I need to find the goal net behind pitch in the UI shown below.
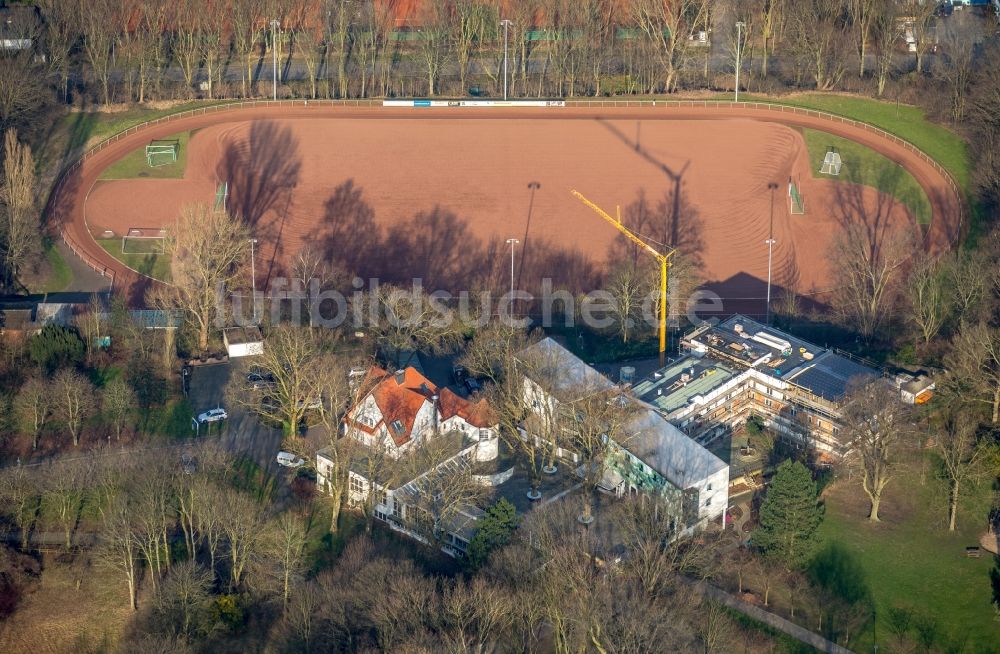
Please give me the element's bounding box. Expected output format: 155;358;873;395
819;149;843;176
146;140;179;167
122;228;167;254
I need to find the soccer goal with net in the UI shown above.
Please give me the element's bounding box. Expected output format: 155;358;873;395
145;140;179;167
788;178;805;215
819;147;843;176
122;228;168;254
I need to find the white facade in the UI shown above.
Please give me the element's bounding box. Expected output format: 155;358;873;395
518;338;730;526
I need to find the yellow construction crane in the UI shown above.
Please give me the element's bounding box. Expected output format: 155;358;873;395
571;190;676;365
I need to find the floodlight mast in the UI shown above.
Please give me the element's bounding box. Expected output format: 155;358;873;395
271;19;280;101
571;190;676;366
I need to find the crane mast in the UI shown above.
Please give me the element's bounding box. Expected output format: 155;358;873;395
570;190;676;365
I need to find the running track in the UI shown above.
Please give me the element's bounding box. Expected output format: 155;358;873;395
46;102;964;306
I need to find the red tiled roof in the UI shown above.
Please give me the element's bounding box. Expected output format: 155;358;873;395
438;387;496;428
352;366;438;446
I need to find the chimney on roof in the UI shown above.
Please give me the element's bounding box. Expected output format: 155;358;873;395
394;369;405;385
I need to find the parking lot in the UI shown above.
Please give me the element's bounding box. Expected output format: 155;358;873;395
187;361;286;475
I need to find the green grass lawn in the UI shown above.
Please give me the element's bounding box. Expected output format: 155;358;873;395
27;241;73;293
815;465;997;652
801;127;932;225
96;237;172;282
98;130;191;180
141;398;195;438
736;93;970;193
64;100;236;151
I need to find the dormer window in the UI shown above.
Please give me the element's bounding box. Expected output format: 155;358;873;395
391;420;405;434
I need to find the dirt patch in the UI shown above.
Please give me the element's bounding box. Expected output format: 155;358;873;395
0;552;131;654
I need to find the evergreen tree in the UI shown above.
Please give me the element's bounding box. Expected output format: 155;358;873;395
464;498;519;571
752;459;824;569
28;323;84;374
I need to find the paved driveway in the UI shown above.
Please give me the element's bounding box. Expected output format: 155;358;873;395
188;361;283;475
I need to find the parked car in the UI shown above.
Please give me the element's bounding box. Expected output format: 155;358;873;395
464;377;481;395
452;364;468;384
197;408;228;423
276;451;305;468
247;369;276;390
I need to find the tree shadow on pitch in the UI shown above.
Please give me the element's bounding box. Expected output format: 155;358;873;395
605;186;706;272
216;120;302;227
306;179;603;297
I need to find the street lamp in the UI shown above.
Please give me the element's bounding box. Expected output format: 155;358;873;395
505;238;519;300
250;238;258;323
501;19;513;101
271;19;280;101
765;182;778;323
735;21;745;103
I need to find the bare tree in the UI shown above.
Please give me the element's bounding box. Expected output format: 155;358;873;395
933;12;982;123
848;0;876;78
196;478;227;582
787;0;849;90
147;204;250;353
229;324;330;436
103;377;136;443
841;380;913;522
0;52;49;140
829;220;917;340
945;322;1000;424
754;0;785;79
289;2;325;100
98;495;142;611
461;323;553;498
81;0;116;105
631;0;709;93
221;489;267;590
171;0;202;97
265;512;308;609
869;1;899;96
366;283;466;369
14;375;49;450
198;4;227;100
567;385;638;524
52;368;96;447
415;0;451;96
42;459;90;548
231;0;265;98
934;408;989;532
37;0;79;103
905;255;952;346
1;129;39;289
906;0;938;74
133;468;175;590
613;494;712;596
153;560;213;641
439;576;514;652
452;0;488;95
604;261;654;344
0;466;41;549
944;250;990;323
329;0;356;98
509;0;542;97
